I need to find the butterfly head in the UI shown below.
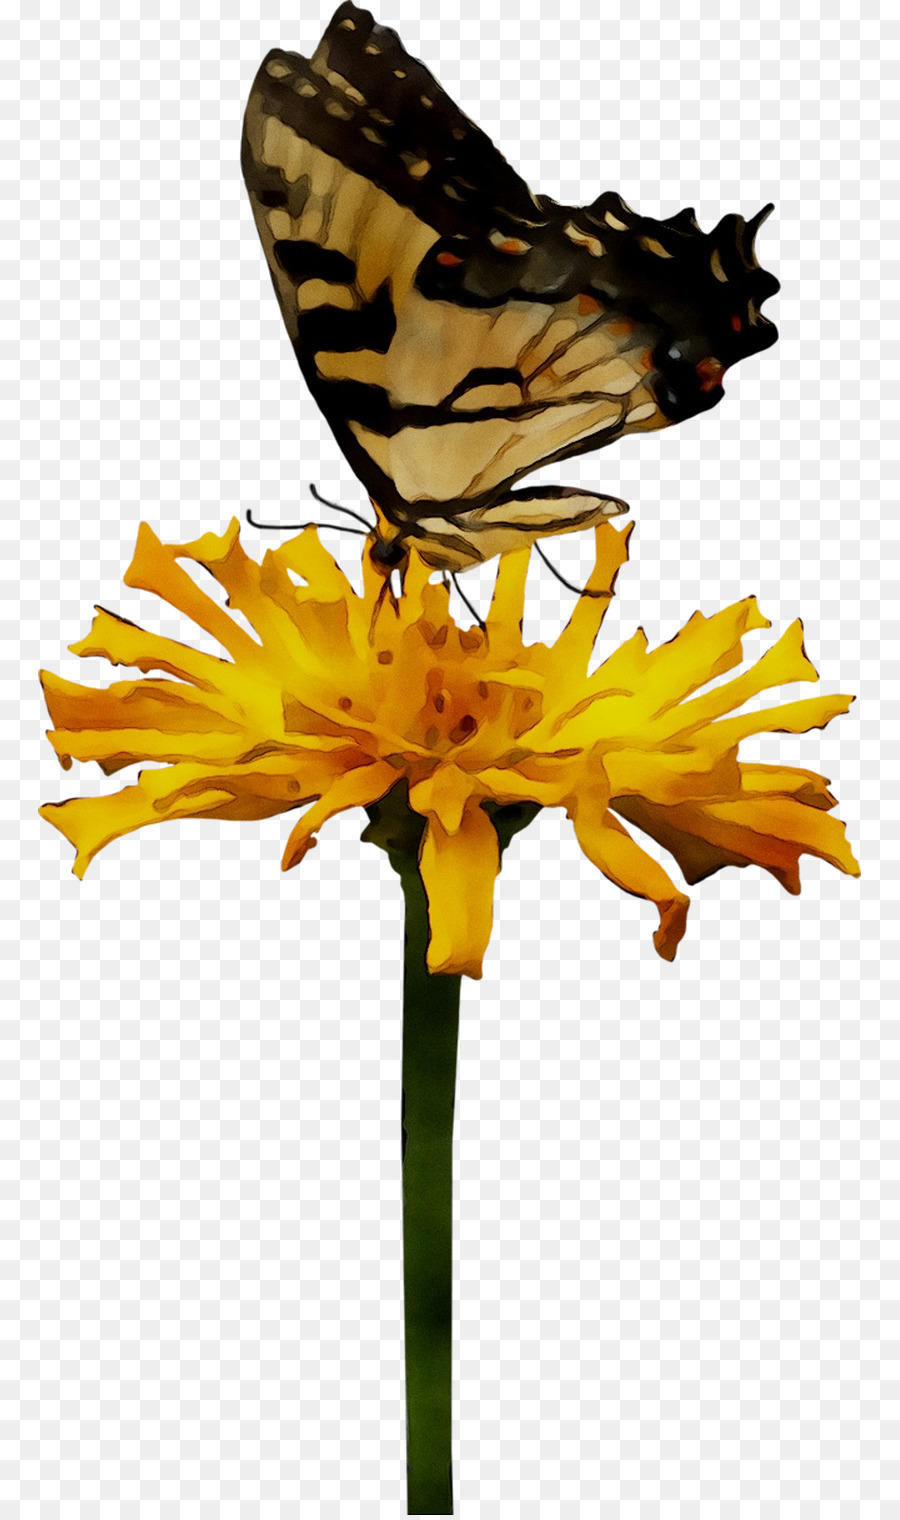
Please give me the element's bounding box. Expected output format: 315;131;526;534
368;503;410;578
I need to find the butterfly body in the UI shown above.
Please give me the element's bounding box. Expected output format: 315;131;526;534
242;3;779;571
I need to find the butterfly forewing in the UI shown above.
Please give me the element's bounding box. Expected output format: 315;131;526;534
242;2;779;569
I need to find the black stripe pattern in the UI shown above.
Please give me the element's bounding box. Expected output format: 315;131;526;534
242;3;779;570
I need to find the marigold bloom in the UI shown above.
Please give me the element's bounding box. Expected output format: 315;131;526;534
40;518;859;976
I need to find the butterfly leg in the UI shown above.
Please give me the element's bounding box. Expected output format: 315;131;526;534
533;541;612;600
446;574;486;632
368;576;400;643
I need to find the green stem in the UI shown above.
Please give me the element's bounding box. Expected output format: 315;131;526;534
361;782;541;1514
399;864;460;1516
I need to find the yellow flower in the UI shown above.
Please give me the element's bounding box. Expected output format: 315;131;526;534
40;518;859;977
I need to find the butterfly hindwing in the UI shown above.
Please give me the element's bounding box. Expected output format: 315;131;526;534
242;3;779;569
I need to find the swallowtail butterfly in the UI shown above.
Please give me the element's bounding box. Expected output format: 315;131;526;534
242;3;779;573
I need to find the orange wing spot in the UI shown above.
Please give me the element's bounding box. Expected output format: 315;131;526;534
578;293;602;315
437;251;464;267
695;356;726;392
608;320;634;337
496;238;529;255
731;313;743;332
639;347;654;371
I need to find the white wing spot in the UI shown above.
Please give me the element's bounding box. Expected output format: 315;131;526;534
325;99;353;121
294;79;317;98
711;248;728;282
338;16;355;27
365;43;380;55
564;221;605;257
266;60;292;79
604;210;628;231
640;236;673;258
489;230;532;254
627;403;656;422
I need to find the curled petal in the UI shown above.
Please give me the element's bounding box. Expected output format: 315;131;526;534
678;795;859;891
41;747;368;876
613;783;860;893
567;795;689;961
737;762;837;810
281;758;399;869
408;763;477;835
611;794;766;886
39;784;235;879
419;801;500;978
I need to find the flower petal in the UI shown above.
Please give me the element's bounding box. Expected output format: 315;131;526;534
613;784;860;894
709;692;855;747
408;763;477;835
584;599;770;731
39;785;235;879
567;795;689;960
40;744;372;877
70;607;230;689
418;800;500;978
41;671;243;738
397;547;436;628
267;526;356;604
737;762;837;810
610;794;762;886
663;618;817;734
641;598;771;712
549;520;632;674
475;765;573;807
123;521;261;663
281;758;399;869
485;548;530;657
602;743;740;805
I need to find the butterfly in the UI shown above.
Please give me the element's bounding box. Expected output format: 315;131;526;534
241;2;779;574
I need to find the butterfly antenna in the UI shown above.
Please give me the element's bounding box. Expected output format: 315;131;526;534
245;509;368;536
534;541;610;600
447;573;486;631
309;484;375;529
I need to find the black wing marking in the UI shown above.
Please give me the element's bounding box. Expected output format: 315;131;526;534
242;3;779;551
241;2;543;251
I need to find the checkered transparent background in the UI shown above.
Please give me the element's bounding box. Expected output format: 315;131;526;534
4;0;896;1513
